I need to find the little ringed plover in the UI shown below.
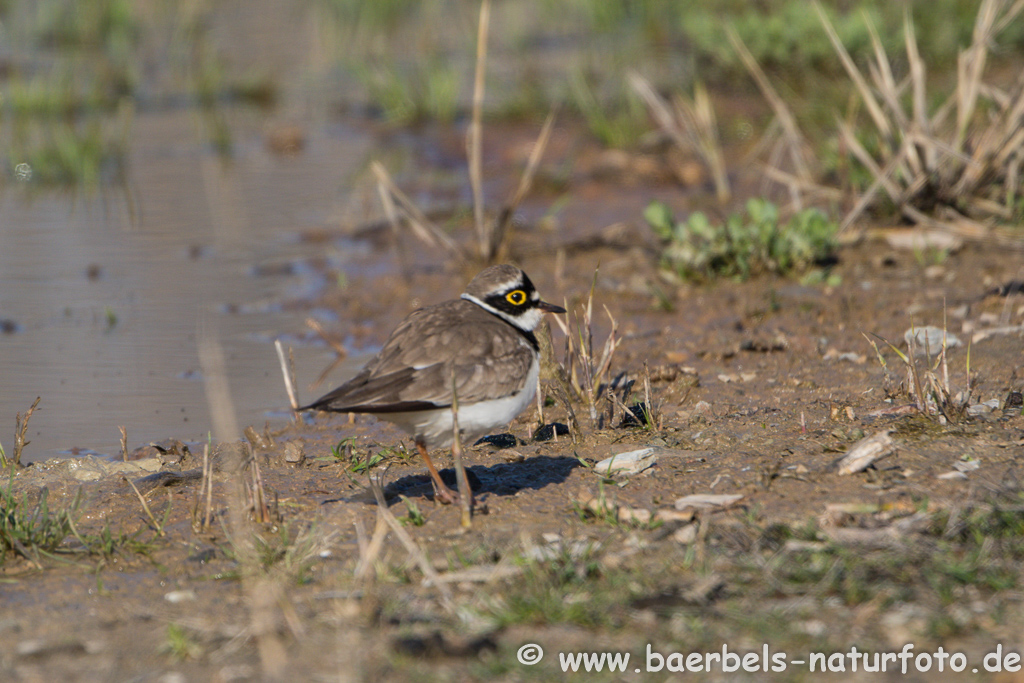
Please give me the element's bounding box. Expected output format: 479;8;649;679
301;264;565;504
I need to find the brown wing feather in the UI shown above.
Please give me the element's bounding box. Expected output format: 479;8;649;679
303;300;533;413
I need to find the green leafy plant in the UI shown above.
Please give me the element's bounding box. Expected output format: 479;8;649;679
328;437;355;461
352;451;383;475
644;198;837;281
328;437;382;473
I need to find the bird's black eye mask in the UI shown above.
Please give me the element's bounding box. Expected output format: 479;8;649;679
485;283;536;315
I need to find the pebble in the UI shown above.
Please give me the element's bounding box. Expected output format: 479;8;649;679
284;441;305;463
593;448;658;476
967;399;1000;416
672;524;698;544
164;590;197;604
836;431;895;475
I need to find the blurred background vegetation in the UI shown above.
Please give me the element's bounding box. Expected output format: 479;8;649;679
2;0;1022;188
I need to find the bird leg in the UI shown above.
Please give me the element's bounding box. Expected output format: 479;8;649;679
416;441;461;505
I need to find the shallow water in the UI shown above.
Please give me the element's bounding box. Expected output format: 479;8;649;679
0;109;373;462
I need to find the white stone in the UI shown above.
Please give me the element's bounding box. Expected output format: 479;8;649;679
594;448;658;476
673;493;743;510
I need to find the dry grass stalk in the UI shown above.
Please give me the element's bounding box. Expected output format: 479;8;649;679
367;1;552;264
760;165;844;203
728;0;1024;242
367;473;454;608
546;375;581;442
305;318;347;392
244;446;273;524
354;515;388;581
812;0;1024;239
371;161;460;256
118;426;128;462
449;372;472;527
123;476;168;537
550;270;621;427
198;321;240;445
274;339;299;412
201;443;214;532
7;396;41;468
468;0;490;257
200;320;293;679
864;322;974;423
642;361;661;430
726;25;813;208
629;72;730;203
488;109;557;259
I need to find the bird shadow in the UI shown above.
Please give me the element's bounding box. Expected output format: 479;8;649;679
339;454;582;506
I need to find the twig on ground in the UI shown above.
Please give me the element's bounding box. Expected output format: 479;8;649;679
123;476;167;537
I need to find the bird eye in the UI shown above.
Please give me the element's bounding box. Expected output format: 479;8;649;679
506;289;526;305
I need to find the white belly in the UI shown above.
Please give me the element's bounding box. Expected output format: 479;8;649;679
380;357;539;449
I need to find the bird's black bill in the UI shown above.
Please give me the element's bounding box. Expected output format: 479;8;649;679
538;300;566;314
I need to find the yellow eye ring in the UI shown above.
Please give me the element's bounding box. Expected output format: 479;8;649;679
506;289;527;305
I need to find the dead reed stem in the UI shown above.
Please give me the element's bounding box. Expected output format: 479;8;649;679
450;373;472;528
550;269;620;430
123;476;167;537
354;515;388;581
468;0;490;258
118;426;128;462
202;443;214;532
371;161;460;256
10;396;41;467
305;317;347;391
727;25;811;188
368;473;454;609
489;109;557;258
629;72;730;203
274;339;299;411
